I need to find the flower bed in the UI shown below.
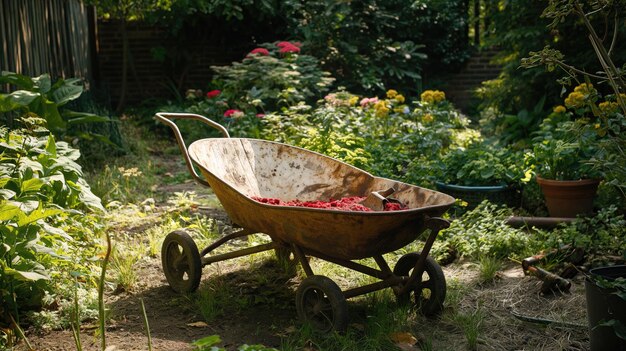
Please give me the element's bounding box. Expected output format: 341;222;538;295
251;196;405;211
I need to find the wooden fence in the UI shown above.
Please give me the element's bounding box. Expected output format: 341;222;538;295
0;0;94;82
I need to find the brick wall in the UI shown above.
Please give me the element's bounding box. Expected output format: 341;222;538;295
441;50;502;112
96;20;254;106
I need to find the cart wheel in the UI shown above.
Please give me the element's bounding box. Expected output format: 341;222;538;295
296;275;348;333
162;230;202;293
393;253;446;316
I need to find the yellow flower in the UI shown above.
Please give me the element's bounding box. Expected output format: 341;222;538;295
374;100;389;117
386;89;398;99
599;101;619;114
422;113;434;123
594;123;601;129
395;94;405;103
564;91;585;109
348;96;359;106
420;90;446;104
553;105;566;113
574;82;594;94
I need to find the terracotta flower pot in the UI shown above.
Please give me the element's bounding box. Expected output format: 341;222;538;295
536;176;600;218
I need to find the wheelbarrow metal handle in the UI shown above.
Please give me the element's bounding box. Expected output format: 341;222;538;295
154;112;230;188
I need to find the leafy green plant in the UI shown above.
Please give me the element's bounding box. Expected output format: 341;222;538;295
192;334;279;351
0;123;103;345
0;72;112;140
437;141;529;186
531;84;608;180
433;201;531;260
531;205;626;260
282;0;469;92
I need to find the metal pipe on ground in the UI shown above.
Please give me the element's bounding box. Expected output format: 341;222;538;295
505;216;576;229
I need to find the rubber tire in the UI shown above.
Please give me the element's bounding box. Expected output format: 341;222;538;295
162;230;202;293
393;252;446;316
296;275;348;333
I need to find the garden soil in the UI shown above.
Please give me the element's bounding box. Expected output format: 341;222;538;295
16;158;590;351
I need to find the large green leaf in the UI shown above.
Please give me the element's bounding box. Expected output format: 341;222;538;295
0;94;20;112
5;90;39;108
41;99;67;132
0;189;16;200
0;71;34;89
63;110;112;125
45;134;57;157
77;178;104;211
33;74;51;94
17;207;64;226
4;267;49;281
0;202;23;221
50;80;83;106
21;178;44;193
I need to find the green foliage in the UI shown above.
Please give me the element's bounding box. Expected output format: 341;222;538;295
531;86;612;180
0;124;103;344
210;42;334;112
532;206;626;259
437;141;529;186
281;0;429;92
0;72;112;141
192;334;279;351
259;88;471;187
478;0;626;145
434;201;531;260
179;41;334;140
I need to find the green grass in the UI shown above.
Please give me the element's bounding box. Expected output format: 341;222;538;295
478;256;502;284
453;307;486;351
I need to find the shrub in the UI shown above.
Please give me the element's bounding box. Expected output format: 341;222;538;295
180;41;335;139
0;72;115;144
433;201;531;260
0;122;103;345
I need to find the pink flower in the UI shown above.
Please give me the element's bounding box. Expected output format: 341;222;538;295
249;48;270;56
360;97;379;107
224;109;244;118
206;90;221;98
276;41;301;54
256;113;265;118
279;45;300;54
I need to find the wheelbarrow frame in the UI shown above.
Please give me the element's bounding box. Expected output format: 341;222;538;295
156;112;452;332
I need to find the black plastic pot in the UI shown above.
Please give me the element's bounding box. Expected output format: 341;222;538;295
435;182;520;209
585;265;626;351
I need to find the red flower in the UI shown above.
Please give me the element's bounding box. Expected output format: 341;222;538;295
224;109;240;117
249;48;270;56
206;90;221;98
276;41;301;54
279;44;300;54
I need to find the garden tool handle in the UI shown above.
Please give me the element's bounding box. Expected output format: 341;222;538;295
154;112;230;187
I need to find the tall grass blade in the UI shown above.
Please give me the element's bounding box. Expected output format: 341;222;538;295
141;298;153;351
71;277;82;351
99;232;112;350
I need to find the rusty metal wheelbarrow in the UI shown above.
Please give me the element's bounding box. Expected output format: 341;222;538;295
155;112;455;332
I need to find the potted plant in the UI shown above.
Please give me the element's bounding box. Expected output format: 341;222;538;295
585;265;626;351
435;141;528;208
532;93;604;218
